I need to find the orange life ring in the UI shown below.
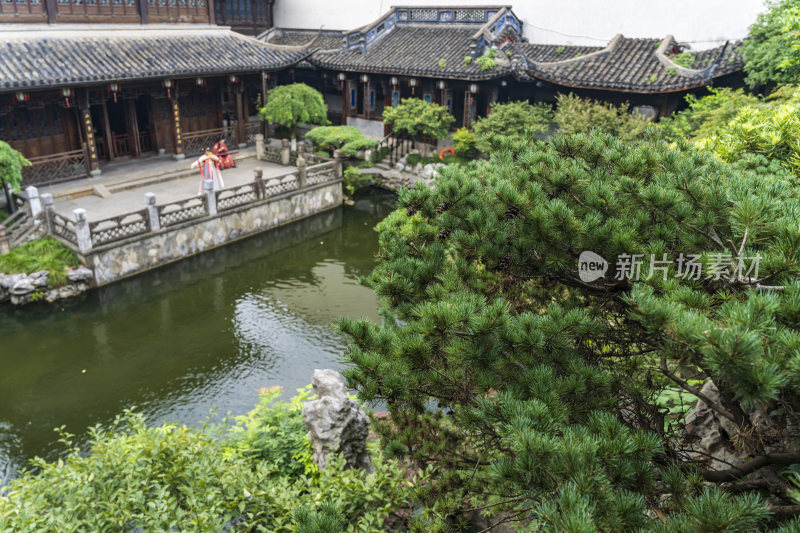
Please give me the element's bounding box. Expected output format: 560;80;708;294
439;147;456;160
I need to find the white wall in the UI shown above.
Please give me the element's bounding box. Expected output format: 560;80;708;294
274;0;766;50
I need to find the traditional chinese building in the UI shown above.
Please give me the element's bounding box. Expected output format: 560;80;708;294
261;5;743;134
0;0;289;186
0;3;744;188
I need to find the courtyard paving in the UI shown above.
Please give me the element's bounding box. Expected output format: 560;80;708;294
37;150;292;221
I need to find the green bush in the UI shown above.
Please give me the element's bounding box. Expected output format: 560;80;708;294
382;98;455;140
343;166;376;197
452;127;477;158
405;153;422;167
659;87;763;141
472;100;553;152
476;47;498;71
0;388;423;532
0;236;79;286
554;93;653;141
305;126;378;158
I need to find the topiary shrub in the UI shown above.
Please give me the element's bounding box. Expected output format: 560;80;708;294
304;126;378;158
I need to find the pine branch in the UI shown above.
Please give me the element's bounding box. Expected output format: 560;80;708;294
693;453;800;482
659;357;737;422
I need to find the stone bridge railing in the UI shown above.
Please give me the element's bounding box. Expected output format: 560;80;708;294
8;151;343;256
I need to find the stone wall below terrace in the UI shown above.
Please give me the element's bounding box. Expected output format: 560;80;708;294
85;181;342;286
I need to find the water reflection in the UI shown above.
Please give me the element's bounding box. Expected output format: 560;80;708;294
0;189;396;484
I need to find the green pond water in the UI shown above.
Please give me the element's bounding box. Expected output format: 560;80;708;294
0;190;397;484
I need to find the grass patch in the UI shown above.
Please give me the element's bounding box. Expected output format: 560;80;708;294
0;237;80;286
0;211;8;223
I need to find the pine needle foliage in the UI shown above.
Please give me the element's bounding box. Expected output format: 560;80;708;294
340;131;800;530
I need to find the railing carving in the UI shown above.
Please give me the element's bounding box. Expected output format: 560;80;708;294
216;183;258;212
157;196;207;227
89;209;150;246
51;212;79;245
21;149;87;187
305;161;337;186
263;175;299;197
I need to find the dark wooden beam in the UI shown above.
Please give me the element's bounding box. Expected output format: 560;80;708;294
77;90;100;173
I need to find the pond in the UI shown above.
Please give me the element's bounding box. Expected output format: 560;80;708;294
0;189;397;485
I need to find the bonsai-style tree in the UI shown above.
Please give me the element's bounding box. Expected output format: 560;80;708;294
472;100;553;152
382;98;455;141
341;131;800;530
0;141;30;214
304;126;378;158
259;83;329;145
742;0;800;88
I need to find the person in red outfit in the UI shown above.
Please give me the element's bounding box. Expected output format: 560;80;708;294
212;138;236;170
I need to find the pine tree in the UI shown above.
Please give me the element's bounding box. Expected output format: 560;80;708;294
340;131;800;530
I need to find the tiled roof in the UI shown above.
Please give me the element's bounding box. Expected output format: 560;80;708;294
310;25;512;80
0;26;310;91
259;28;345;52
520;36;743;93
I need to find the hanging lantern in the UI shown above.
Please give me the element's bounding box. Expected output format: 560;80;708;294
390;76;398;85
360;74;369;83
469;83;479;94
196;77;205;87
108;82;120;103
15;91;28;102
500;80;508;87
229;74;239;83
436;80;447;90
61;87;74;108
163;79;173;99
408;78;417;95
337;72;347;81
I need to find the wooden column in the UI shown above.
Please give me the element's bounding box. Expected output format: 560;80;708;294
125;97;141;157
235;84;246;146
101;100;114;160
77;90;100;174
137;0;148;23
171;93;184;158
462;90;471;128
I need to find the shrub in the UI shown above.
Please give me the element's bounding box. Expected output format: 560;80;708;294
472;100;553;152
382;98;455;140
476;47;498;71
0;388;422;532
343;166;376;197
0;236;79;286
405;153;421;167
0;141;30;213
305;126;378;158
554;92;653;141
452;127;477;158
659;87;763;141
671;52;695;68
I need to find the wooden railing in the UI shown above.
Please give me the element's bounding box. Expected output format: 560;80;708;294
182;127;236;157
21;148;88;187
112;133;131;157
138;131;153;153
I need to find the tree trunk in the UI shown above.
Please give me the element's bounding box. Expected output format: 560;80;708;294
2;181;15;215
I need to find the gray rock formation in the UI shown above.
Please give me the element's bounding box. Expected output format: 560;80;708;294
67;266;94;283
302;369;373;472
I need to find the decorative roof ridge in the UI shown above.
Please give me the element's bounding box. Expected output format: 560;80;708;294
654;34;728;78
528;33;623;68
258;27;335;52
470;6;509;41
0;23;234;39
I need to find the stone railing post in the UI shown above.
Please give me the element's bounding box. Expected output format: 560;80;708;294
255;133;265;161
73;208;92;254
280;138;290;166
333;149;343;179
26;186;42;218
254;168;264;199
42;193;54;234
296;155;307;189
204;179;217;216
0;227;10;255
145;192;160;231
297;142;305;159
